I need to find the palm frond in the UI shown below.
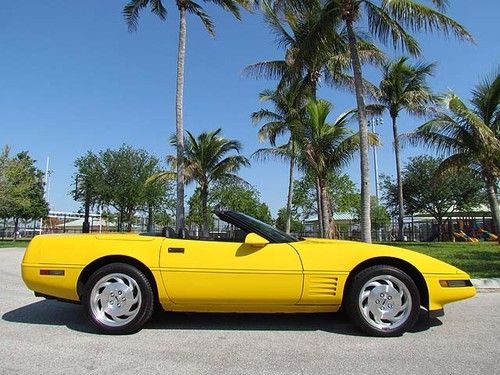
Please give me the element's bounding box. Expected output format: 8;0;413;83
384;0;474;43
123;0;150;32
186;1;215;36
365;1;421;56
243;60;289;80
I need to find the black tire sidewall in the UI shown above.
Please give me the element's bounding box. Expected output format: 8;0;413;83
346;265;421;337
83;263;154;335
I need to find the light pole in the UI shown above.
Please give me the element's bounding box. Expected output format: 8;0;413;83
368;117;383;201
75;174;91;234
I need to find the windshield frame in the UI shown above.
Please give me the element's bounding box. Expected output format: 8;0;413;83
216;210;299;243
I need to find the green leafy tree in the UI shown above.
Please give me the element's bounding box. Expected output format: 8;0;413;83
187;180;273;233
378;56;436;240
172;129;249;236
123;0;251;235
382;156;485;241
292;170;358;222
143;170;176;232
275;207;304;233
351;196;391;232
210;179;273;224
404;72;500;242
0;150;48;239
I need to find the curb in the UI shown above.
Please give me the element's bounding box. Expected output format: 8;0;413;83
471;278;500;291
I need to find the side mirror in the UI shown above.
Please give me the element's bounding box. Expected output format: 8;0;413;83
244;233;269;248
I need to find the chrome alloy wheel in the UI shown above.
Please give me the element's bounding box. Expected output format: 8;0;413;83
358;275;412;330
89;273;142;327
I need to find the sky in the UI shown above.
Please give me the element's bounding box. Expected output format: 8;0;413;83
1;1;499;216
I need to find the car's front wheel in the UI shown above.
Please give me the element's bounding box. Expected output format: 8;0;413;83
83;263;154;334
346;265;420;337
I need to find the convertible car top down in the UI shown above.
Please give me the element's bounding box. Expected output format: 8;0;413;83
22;210;476;336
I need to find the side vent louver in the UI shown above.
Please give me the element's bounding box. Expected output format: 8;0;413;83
308;276;338;297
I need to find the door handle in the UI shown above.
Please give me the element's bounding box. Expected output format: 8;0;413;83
168;247;185;253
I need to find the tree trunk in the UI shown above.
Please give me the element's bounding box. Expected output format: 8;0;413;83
13;217;19;240
319;178;331;239
147;204;153;232
316;176;324;237
437;217;443;242
285;156;295;235
175;6;187;235
346;20;371;243
485;176;500;244
392;115;405;241
201;185;209;238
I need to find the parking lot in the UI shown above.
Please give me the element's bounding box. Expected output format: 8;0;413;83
1;247;499;375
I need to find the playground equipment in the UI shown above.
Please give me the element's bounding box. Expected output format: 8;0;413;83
453;230;479;242
480;228;498;241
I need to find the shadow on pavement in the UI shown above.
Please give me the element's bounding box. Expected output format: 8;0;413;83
2;299;440;336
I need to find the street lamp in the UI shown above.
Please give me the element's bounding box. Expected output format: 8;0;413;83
75;174;91;234
368;117;383;202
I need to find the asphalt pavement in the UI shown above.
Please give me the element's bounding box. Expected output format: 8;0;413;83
1;247;499;375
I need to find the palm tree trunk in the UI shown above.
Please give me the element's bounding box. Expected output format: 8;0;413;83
285;156;295;235
316;176;324;237
147;204;153;232
346;20;371;243
319;178;331;239
175;6;187;235
392;115;405;241
201;185;210;238
485;176;500;244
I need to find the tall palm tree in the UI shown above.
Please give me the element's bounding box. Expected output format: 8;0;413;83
251;82;305;234
246;0;382;236
298;97;378;238
172;129;249;237
378;57;436;240
245;0;383;100
317;0;473;243
123;0;250;234
404;72;500;243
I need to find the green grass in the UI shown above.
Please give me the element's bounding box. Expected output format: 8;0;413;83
0;239;30;248
381;241;500;279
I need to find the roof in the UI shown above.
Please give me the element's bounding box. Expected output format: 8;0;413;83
304;212;357;222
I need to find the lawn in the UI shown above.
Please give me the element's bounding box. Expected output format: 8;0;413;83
383;241;500;279
0;239;30;248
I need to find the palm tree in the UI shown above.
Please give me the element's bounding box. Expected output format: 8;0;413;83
378;57;436;240
245;0;383;100
172;129;249;237
298;97;378;238
251;82;305;234
317;0;473;243
246;0;382;236
404;72;500;243
123;0;250;234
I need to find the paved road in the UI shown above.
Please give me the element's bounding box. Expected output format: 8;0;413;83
1;247;499;375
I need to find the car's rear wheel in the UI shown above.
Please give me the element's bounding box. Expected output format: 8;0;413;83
83;263;154;334
346;265;420;337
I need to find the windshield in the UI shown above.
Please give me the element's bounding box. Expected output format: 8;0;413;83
226;211;299;243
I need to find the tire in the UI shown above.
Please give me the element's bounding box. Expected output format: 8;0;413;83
345;265;420;337
83;263;155;334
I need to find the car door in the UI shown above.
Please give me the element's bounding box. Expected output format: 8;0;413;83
159;237;303;305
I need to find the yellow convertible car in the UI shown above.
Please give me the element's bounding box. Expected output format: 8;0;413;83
22;210;475;336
